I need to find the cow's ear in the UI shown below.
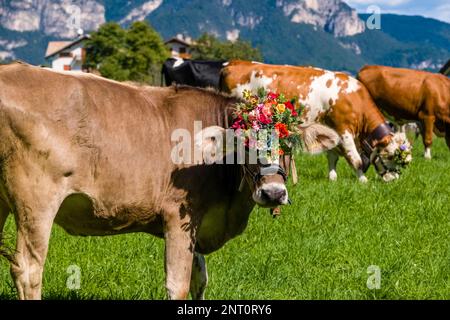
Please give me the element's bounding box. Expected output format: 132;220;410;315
195;126;226;164
300;124;340;154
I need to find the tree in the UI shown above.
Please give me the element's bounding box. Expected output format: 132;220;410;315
85;21;169;83
191;33;262;61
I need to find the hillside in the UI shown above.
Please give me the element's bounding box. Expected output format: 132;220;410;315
0;0;448;73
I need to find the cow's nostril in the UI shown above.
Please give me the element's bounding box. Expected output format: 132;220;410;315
261;188;286;201
261;189;271;201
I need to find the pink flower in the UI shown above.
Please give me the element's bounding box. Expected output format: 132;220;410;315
248;110;258;122
251;121;260;131
261;105;272;117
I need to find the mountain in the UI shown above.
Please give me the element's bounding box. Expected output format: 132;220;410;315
0;0;448;74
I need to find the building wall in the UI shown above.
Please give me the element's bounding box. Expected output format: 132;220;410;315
168;42;189;57
49;44;84;71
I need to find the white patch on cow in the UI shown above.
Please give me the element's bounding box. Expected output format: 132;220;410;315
382;172;399;182
299;71;341;124
173;57;185;68
329;169;337;181
345;76;361;94
358;172;368;183
424;147;432;159
223;62;229;67
252;61;263;64
231;71;273;98
297;70;361;125
341;130;362;169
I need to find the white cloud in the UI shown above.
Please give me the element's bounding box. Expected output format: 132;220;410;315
426;4;450;23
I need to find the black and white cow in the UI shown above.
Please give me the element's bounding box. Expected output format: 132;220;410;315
162;58;226;88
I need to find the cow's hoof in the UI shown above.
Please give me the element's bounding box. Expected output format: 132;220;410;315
424;148;432;160
329;171;338;181
359;176;368;183
382;172;399;182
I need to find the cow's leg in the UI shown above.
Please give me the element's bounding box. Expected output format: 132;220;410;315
5;167;64;299
164;213;196;300
10;188;63;300
190;252;208;300
340;132;367;183
422;116;435;159
327;151;339;181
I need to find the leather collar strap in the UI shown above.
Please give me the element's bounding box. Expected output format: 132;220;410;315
367;123;393;147
361;123;393;173
362;123;393;157
243;164;288;183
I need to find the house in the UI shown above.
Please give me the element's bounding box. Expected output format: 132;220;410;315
164;35;193;59
439;59;450;76
45;35;89;72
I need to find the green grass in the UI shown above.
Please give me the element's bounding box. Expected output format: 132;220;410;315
1;137;449;300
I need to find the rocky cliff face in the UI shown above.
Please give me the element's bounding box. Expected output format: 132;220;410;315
0;0;364;38
278;0;365;36
0;0;105;38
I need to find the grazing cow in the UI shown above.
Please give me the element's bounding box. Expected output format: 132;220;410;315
162;58;226;88
0;62;339;300
221;61;412;183
358;65;450;159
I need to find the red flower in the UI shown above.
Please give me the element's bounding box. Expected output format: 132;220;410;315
284;101;298;116
275;122;289;138
268;92;279;100
258;112;272;125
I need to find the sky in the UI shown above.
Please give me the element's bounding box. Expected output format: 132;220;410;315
343;0;450;23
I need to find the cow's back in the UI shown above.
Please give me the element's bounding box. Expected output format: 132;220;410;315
358;65;450;122
221;60;385;135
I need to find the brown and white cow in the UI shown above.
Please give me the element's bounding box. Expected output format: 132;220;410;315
0;62;339;300
358;65;450;159
221;61;412;182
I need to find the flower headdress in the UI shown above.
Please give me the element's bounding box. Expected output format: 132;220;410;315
394;144;412;168
231;88;304;162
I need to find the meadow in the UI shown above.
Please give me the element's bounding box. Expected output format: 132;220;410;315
0;137;449;300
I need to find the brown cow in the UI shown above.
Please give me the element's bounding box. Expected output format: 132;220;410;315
358;65;450;159
221;61;412;182
0;62;339;300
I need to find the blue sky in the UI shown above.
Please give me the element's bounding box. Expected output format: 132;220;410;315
343;0;450;23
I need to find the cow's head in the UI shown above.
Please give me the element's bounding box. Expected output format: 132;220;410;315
196;124;340;207
364;131;412;182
